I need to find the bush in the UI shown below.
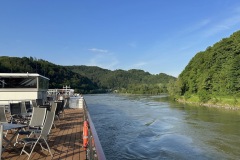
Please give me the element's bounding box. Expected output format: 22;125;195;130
184;92;191;99
198;90;211;103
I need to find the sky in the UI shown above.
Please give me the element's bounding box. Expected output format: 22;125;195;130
1;1;240;77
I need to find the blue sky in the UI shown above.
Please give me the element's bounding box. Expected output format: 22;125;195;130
1;1;240;77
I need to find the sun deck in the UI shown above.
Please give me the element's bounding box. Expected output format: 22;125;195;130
2;108;86;160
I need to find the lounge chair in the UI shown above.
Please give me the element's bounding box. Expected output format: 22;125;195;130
15;107;47;145
50;102;57;128
9;103;22;124
20;111;55;160
0;106;7;123
31;100;37;108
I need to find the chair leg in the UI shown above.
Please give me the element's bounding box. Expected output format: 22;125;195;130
14;133;20;146
56;115;60;121
21;139;40;160
53;122;57;129
20;143;27;155
62;110;65;118
43;138;53;157
27;141;39;160
38;140;53;157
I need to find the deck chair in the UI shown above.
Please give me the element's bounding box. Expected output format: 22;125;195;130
0;106;8;137
15;107;47;145
20;111;55;160
55;101;63;121
60;99;67;118
31;100;37;108
36;99;43;106
20;101;27;114
9;103;22;123
0;124;3;160
0;106;7;123
25;101;32;113
50;103;57;128
20;101;32;124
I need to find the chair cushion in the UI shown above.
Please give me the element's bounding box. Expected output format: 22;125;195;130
18;130;31;135
21;138;38;143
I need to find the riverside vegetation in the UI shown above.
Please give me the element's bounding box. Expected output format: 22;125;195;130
1;30;240;108
168;30;240;109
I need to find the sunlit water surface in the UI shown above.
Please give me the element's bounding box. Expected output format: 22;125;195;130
84;94;240;160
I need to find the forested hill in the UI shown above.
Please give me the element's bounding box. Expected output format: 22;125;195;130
0;56;97;93
0;56;176;94
175;30;240;101
66;65;176;94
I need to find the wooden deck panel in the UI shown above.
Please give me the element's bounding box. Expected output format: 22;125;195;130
2;108;86;160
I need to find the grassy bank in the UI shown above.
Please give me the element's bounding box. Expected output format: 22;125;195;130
177;95;240;110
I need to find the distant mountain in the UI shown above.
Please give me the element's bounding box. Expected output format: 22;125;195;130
177;30;240;98
0;56;176;94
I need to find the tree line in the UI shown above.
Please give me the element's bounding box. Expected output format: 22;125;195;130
66;65;176;94
169;30;240;103
0;56;176;94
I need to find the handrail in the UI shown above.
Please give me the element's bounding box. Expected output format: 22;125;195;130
83;98;106;160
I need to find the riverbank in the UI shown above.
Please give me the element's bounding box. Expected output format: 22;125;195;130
176;96;240;110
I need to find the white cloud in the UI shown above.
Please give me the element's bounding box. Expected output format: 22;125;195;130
202;15;240;37
186;19;211;34
201;6;240;38
132;62;147;67
88;48;109;53
87;53;119;70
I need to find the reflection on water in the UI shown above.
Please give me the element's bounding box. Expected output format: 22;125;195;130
84;94;240;160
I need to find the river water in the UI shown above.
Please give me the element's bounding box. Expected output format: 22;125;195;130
84;94;240;160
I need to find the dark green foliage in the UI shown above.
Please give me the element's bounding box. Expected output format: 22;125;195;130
0;56;98;93
198;90;211;103
0;56;176;94
176;30;240;101
66;66;176;94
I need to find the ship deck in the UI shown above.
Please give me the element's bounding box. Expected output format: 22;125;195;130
2;108;86;160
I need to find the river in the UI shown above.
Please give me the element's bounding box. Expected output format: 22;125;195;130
84;94;240;160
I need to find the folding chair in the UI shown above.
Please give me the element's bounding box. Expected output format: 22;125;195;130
55;101;63;121
25;101;32;113
9;103;22;123
20;111;55;160
0;106;10;137
36;99;43;106
60;99;68;118
31;100;37;108
20;101;27;114
50;103;57;128
15;107;47;145
0;106;7;123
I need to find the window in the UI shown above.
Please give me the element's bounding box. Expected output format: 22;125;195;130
38;77;49;89
0;77;37;88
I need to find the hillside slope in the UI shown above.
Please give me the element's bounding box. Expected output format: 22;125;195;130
177;30;240;99
0;56;97;93
0;56;176;94
67;65;176;94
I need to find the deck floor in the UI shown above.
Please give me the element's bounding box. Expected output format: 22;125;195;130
2;108;86;160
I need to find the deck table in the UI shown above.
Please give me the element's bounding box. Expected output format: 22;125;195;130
1;123;27;152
